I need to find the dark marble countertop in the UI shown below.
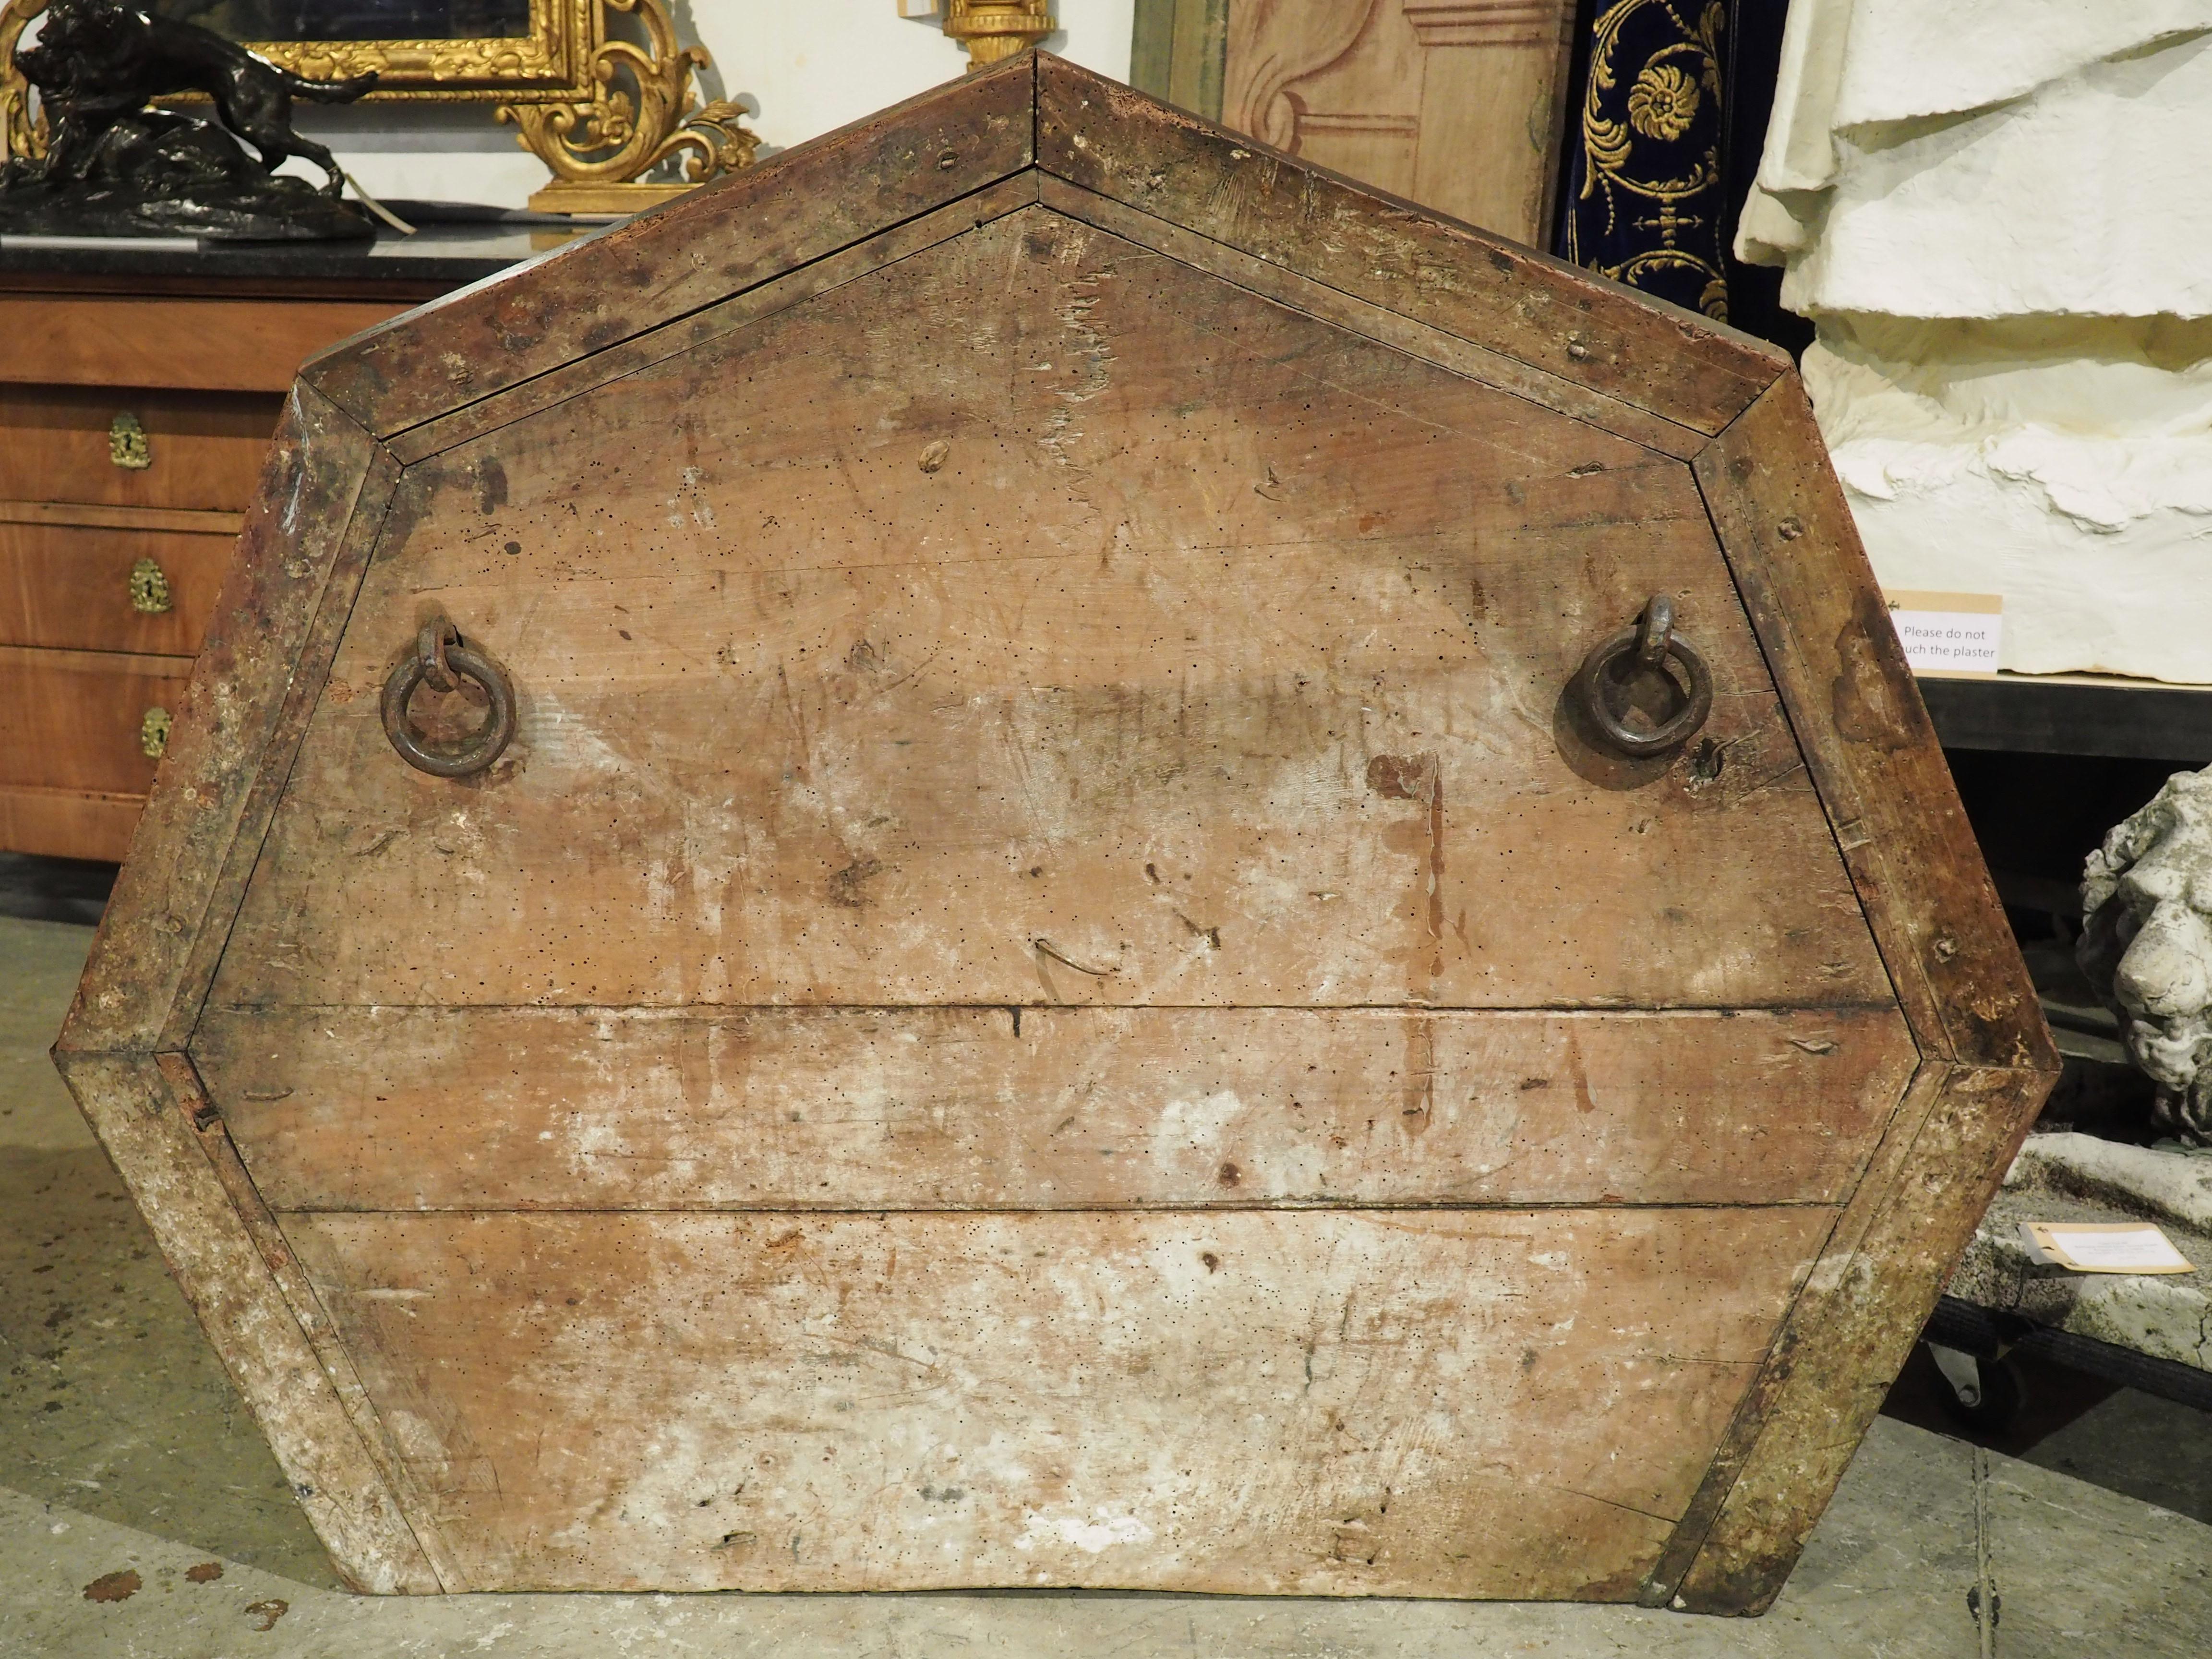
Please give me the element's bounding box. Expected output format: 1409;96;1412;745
0;216;593;290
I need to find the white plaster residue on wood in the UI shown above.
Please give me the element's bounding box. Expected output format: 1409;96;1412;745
1740;2;2212;682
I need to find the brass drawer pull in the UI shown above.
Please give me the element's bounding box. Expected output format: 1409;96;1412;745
129;556;173;614
140;706;171;759
1571;594;1713;757
382;615;516;779
109;411;152;470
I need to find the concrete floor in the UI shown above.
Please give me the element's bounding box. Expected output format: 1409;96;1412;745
4;906;2209;1656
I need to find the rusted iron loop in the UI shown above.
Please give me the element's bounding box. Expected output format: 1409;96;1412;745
1635;593;1674;668
382;615;516;778
1571;594;1713;758
418;618;459;694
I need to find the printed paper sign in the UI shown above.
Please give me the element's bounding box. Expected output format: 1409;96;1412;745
1885;590;2002;678
2020;1221;2196;1274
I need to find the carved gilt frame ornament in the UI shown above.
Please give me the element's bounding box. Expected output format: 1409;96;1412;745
502;0;757;214
0;0;757;212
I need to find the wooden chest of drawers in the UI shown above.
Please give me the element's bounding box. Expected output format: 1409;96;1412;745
0;244;533;861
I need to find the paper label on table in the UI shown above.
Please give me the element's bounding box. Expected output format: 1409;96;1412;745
1885;590;2002;678
2020;1220;2196;1274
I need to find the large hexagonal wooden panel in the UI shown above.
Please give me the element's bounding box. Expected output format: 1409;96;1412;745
57;56;2054;1609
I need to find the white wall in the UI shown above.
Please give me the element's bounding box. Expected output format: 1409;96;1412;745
296;0;1134;210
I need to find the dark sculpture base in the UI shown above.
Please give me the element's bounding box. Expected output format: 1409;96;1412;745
0;110;373;242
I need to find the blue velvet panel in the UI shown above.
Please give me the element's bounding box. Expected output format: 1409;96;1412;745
1560;0;1731;321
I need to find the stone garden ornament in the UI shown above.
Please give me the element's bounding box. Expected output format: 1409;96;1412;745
0;0;375;240
2082;765;2212;1148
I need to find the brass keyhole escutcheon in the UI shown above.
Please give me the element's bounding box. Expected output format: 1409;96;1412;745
128;557;172;614
109;411;152;470
139;707;171;759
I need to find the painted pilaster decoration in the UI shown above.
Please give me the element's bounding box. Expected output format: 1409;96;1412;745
943;1;1057;70
1560;0;1731;320
1737;0;2212;683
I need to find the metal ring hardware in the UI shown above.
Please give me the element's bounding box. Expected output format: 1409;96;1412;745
381;616;516;778
1570;594;1714;757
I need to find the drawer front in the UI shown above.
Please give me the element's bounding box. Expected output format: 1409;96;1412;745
0;518;235;654
0;783;144;863
0;646;194;796
0;387;282;510
0;297;410;393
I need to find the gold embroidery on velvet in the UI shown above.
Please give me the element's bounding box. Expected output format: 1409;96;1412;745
1571;0;1730;321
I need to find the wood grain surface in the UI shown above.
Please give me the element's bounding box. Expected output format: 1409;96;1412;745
1035;56;1785;437
1222;0;1578;244
1695;380;2055;1074
0;386;284;509
1670;1064;2051;1612
216;206;1882;1015
0;298;405;394
279;1204;1832;1595
0;782;143;862
0;646;191;795
0;518;235;656
302;54;1041;439
199;1004;1915;1213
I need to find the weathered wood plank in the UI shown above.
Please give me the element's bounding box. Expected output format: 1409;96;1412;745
1034;176;1710;460
279;1205;1832;1595
303;54;1041;438
1694;379;2058;1073
216;210;1883;1014
388;174;1045;469
56;381;392;1057
199;1004;1915;1213
54;1053;439;1592
1669;1064;2052;1612
156;1053;467;1590
1034;55;1786;437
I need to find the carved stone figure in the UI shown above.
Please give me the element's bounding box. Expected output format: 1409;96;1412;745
2080;765;2212;1147
0;0;375;239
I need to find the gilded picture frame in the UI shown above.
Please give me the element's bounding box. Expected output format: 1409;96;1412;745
0;0;759;208
2;0;604;104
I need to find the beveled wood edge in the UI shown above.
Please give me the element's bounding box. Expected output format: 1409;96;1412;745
52;1050;441;1593
303;53;1044;439
1031;54;1789;438
1636;1056;1945;1606
156;1051;466;1590
55;382;394;1058
0;501;247;535
157;455;405;1055
389;172;1047;467
1662;1061;2052;1612
1034;176;1711;462
1641;377;2058;1611
1691;377;2057;1074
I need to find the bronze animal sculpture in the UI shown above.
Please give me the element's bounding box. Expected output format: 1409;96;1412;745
0;0;376;239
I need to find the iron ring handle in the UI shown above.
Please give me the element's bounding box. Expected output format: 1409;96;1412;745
1571;596;1714;757
381;617;516;778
